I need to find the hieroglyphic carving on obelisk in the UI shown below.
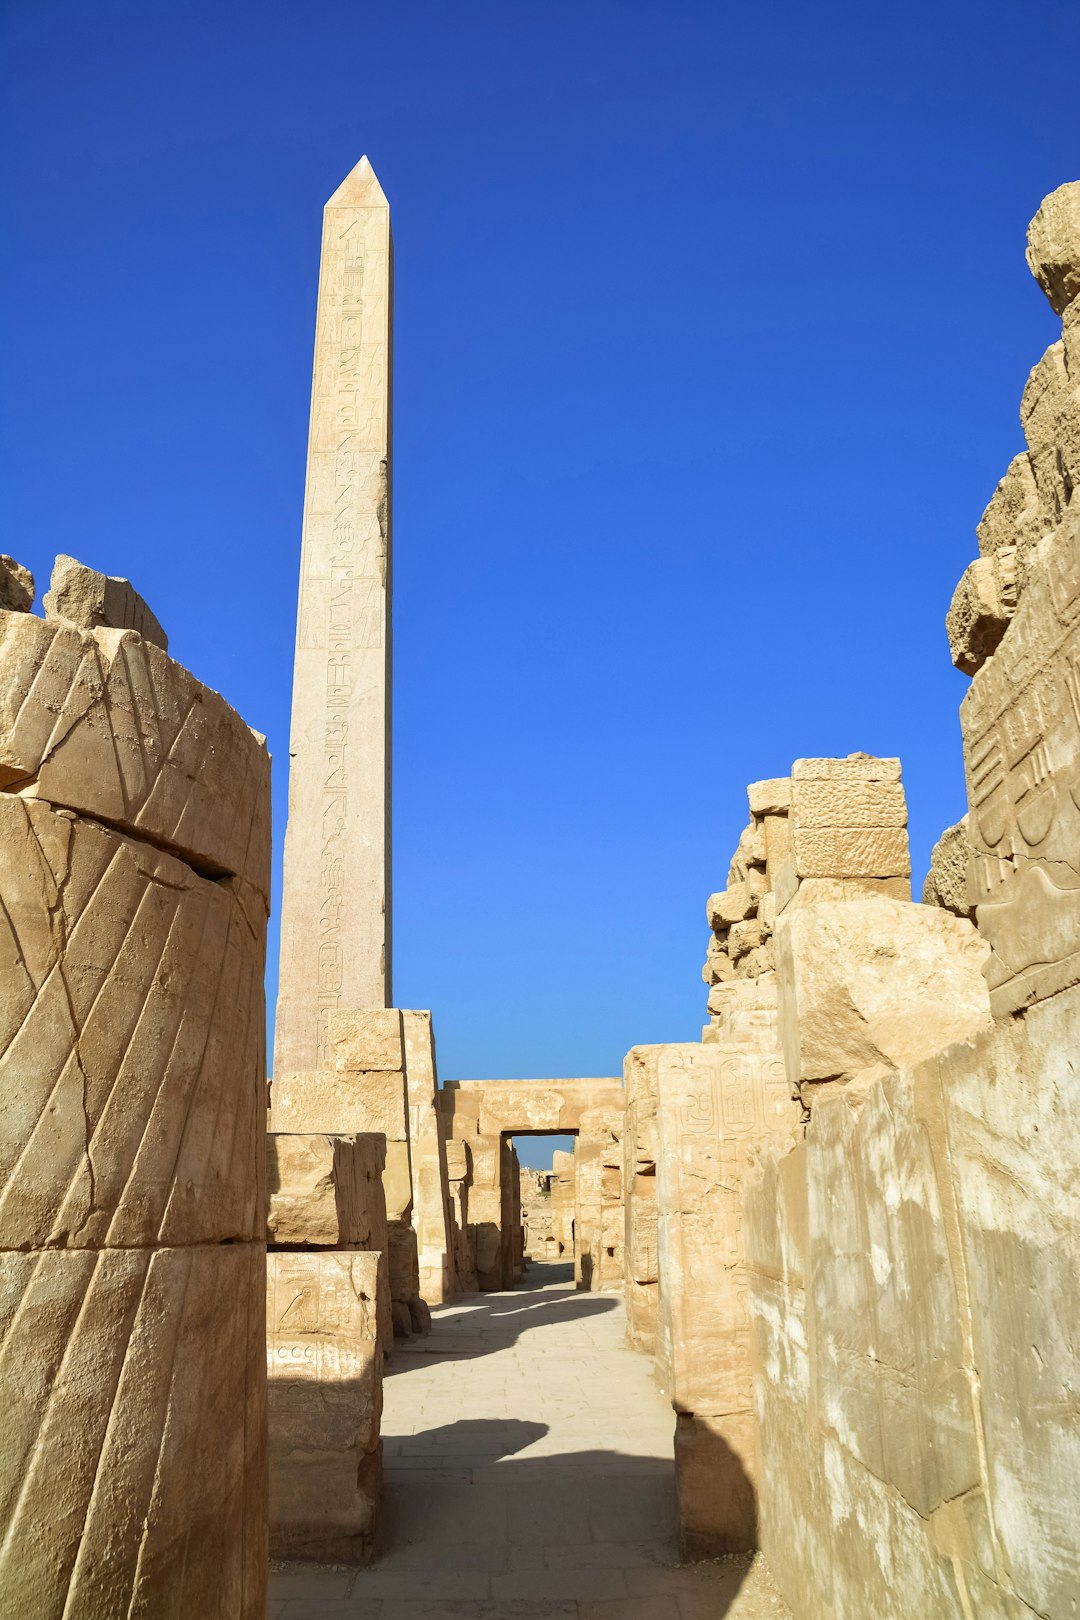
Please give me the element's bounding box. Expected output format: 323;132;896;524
275;157;393;1078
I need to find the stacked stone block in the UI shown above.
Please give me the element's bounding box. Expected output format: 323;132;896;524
0;557;270;1616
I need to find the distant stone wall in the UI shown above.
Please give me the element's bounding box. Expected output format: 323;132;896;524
743;182;1080;1620
437;1079;624;1292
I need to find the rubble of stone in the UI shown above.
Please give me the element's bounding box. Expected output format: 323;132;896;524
0;555;268;1616
43;552;168;650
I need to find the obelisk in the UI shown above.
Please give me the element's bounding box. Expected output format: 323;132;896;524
275;156;392;1078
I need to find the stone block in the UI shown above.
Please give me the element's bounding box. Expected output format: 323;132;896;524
0;611;271;900
270;1067;408;1141
947;552;1019;676
747;777;790;815
0;556;34;613
922;817;976;920
961;514;1080;1016
655;1035;802;1556
707;883;755;928
0;1241;267;1617
43;553;168;651
266;1132;386;1248
1026;179;1080;313
330;1007;405;1073
0;796;266;1249
267;1249;382;1563
775;897;991;1093
977;452;1048;564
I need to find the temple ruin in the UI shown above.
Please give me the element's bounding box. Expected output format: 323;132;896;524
0;161;1077;1618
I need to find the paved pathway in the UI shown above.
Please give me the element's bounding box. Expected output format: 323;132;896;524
269;1262;790;1619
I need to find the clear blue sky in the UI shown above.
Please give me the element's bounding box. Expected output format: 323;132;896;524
3;2;1076;1097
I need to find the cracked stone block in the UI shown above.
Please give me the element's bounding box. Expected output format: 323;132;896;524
0;610;271;902
43;553;168;652
0;794;266;1249
267;1132;387;1249
775;897;991;1093
0;1242;267;1617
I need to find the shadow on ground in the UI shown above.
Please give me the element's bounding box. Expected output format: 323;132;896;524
386;1264;619;1376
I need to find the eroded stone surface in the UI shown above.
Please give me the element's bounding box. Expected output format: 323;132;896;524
1026;180;1080;314
0;795;266;1248
0;555;34;613
775;896;991;1094
266;1131;386;1248
267;1248;383;1563
0;609;271;899
922;816;976;919
43;553;167;650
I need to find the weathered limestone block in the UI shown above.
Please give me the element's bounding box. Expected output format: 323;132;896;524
747;777;790;816
962;514;1080;1016
946;550;1018;675
267;1249;383;1563
922;816;976;920
0;555;34;613
266;1132;386;1248
331;1007;405;1072
0;616;269;1616
1026;179;1080;314
775;897;991;1095
0;796;266;1248
745;981;1080;1620
774;755;910;908
655;1031;802;1557
43;553;168;651
0;1243;267;1617
271;1066;407;1142
0;609;271;900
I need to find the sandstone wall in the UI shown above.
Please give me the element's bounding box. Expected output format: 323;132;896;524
0;558;270;1617
743;182;1080;1620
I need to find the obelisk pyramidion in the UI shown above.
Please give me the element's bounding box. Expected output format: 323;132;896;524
275;156;393;1078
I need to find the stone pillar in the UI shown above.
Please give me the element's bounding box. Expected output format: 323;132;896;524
655;1019;802;1558
0;562;270;1616
402;1011;455;1305
275;155;393;1081
623;1046;661;1356
550;1148;576;1262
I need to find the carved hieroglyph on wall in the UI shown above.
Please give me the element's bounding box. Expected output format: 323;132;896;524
963;516;1080;1014
276;159;393;1079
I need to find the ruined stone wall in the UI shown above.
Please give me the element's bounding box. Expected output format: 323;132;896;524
0;556;270;1616
437;1079;624;1292
521;1168;556;1260
743;183;1080;1620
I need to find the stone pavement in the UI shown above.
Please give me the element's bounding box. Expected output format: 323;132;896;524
268;1262;790;1619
